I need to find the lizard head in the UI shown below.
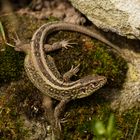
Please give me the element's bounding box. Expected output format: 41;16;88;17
75;75;107;99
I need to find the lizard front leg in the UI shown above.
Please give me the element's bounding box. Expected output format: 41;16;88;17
63;64;80;82
46;55;80;82
44;40;76;53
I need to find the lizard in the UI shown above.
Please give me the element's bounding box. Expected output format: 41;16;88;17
12;21;122;136
13;21;117;101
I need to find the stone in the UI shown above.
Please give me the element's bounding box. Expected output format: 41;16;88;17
69;0;140;113
69;0;140;39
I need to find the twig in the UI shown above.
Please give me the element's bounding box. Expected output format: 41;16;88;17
132;118;139;140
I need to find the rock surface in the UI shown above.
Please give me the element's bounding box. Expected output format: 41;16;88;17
111;50;140;113
69;0;140;39
18;0;86;25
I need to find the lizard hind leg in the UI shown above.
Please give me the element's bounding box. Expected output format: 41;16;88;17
11;32;30;53
46;55;63;80
11;32;22;49
54;98;70;132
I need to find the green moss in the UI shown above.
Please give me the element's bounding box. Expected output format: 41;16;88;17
0;15;48;85
91;41;128;88
63;101;113;139
0;94;29;140
0;78;44;140
63;99;139;139
116;109;140;140
0;45;24;85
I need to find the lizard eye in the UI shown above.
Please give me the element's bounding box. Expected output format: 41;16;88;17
91;82;99;88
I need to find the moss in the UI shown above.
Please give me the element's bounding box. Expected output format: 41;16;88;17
0;14;48;85
0;93;29;140
63;100;114;139
0;78;44;140
115;109;140;140
63;98;139;139
0;45;24;85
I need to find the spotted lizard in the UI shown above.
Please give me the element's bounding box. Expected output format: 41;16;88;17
13;22;115;101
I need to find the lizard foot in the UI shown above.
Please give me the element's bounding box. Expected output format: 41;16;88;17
11;32;22;48
57;39;77;49
63;64;80;82
11;32;30;53
44;39;77;53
